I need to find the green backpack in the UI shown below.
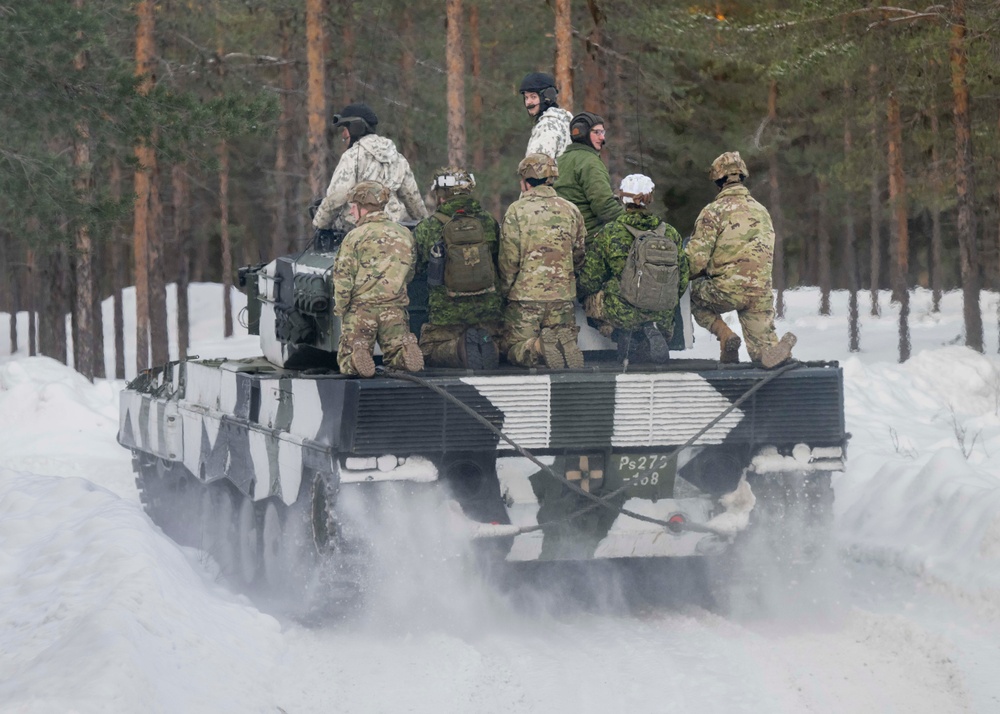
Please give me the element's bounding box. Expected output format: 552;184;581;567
434;210;496;296
618;222;680;312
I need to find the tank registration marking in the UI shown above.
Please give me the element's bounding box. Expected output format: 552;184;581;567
608;453;677;499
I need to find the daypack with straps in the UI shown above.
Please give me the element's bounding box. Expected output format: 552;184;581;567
433;210;496;296
618;222;680;312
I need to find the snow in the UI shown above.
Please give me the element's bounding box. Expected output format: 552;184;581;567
2;285;1000;712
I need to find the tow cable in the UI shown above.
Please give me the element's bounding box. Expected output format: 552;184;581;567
383;361;802;538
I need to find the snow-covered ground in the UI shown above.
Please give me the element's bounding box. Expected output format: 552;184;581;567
2;285;1000;713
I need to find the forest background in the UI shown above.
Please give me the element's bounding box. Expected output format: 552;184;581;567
2;0;999;379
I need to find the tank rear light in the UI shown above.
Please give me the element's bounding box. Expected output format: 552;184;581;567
666;513;686;533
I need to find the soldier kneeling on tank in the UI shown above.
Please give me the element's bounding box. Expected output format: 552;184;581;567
413;167;503;369
499;153;587;369
577;174;689;364
688;151;796;369
333;180;424;378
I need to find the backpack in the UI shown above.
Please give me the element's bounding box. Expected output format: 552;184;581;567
618;222;680;312
433;210;496;296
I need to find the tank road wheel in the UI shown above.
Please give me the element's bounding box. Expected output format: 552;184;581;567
260;500;285;591
234;493;259;586
199;483;238;578
134;454;199;547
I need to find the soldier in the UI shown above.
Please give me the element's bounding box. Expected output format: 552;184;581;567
413;167;503;369
578;174;689;364
520;72;573;160
313;103;429;234
333;181;424;378
688;151;796;368
499;153;587;369
554;112;623;239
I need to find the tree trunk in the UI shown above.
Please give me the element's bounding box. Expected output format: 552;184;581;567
400;8;416;158
172;165;191;359
39;248;70;363
148;163;168;366
997;111;1000;351
219;140;233;337
306;0;328;198
817;179;832;315
446;0;466;166
273;19;294;259
110;159;125;379
133;0;155;373
554;0;573;111
27;248;37;356
340;0;355;105
930;109;943;313
950;0;982;351
72;0;95;380
91;236;106;378
887;94;910;362
583;0;606;114
767;81;787;318
843;90;860;352
7;240;19;354
469;4;483;170
868;63;882;317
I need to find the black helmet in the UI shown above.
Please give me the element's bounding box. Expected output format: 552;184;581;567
333;102;378;146
570;111;605;147
519;72;559;110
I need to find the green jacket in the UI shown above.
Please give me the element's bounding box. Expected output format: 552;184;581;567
553;143;623;236
413;194;503;326
578;208;690;331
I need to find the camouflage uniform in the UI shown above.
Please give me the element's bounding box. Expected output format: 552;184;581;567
688;181;779;362
413;193;503;367
313;134;429;232
578;208;690;335
554;143;623;237
526;107;573;160
500;179;586;367
333;195;420;375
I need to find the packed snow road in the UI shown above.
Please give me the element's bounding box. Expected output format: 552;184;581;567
2;286;1000;713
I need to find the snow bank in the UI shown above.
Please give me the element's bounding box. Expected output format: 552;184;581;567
0;468;281;714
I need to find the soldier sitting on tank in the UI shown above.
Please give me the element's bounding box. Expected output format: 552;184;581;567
313;102;429;235
688;151;796;369
333;181;424;378
553;112;623;241
412;167;504;369
577;174;689;364
499;153;587;369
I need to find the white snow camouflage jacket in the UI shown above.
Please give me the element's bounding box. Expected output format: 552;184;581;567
525;107;573;160
313;134;429;230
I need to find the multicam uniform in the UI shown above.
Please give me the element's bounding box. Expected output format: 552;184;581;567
578;208;690;335
687;183;780;361
499;185;586;367
526;107;573;160
554;143;623;237
333;210;418;374
413;194;503;367
313;134;429;231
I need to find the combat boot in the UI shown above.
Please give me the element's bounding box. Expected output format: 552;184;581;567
400;333;425;372
556;328;585;369
351;341;376;378
760;332;797;369
642;323;670;364
709;318;742;364
538;328;567;369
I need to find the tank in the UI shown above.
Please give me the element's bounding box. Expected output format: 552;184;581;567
118;233;846;595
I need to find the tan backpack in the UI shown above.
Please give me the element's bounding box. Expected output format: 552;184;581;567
433;210;496;296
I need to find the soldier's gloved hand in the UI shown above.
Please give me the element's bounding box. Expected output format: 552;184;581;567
308;197;324;220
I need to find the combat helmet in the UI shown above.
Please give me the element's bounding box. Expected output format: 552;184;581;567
518;153;559;182
347;180;390;209
570;112;605;147
619;174;655;207
519;72;559;110
709;151;749;184
333;103;378;146
431;166;476;198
